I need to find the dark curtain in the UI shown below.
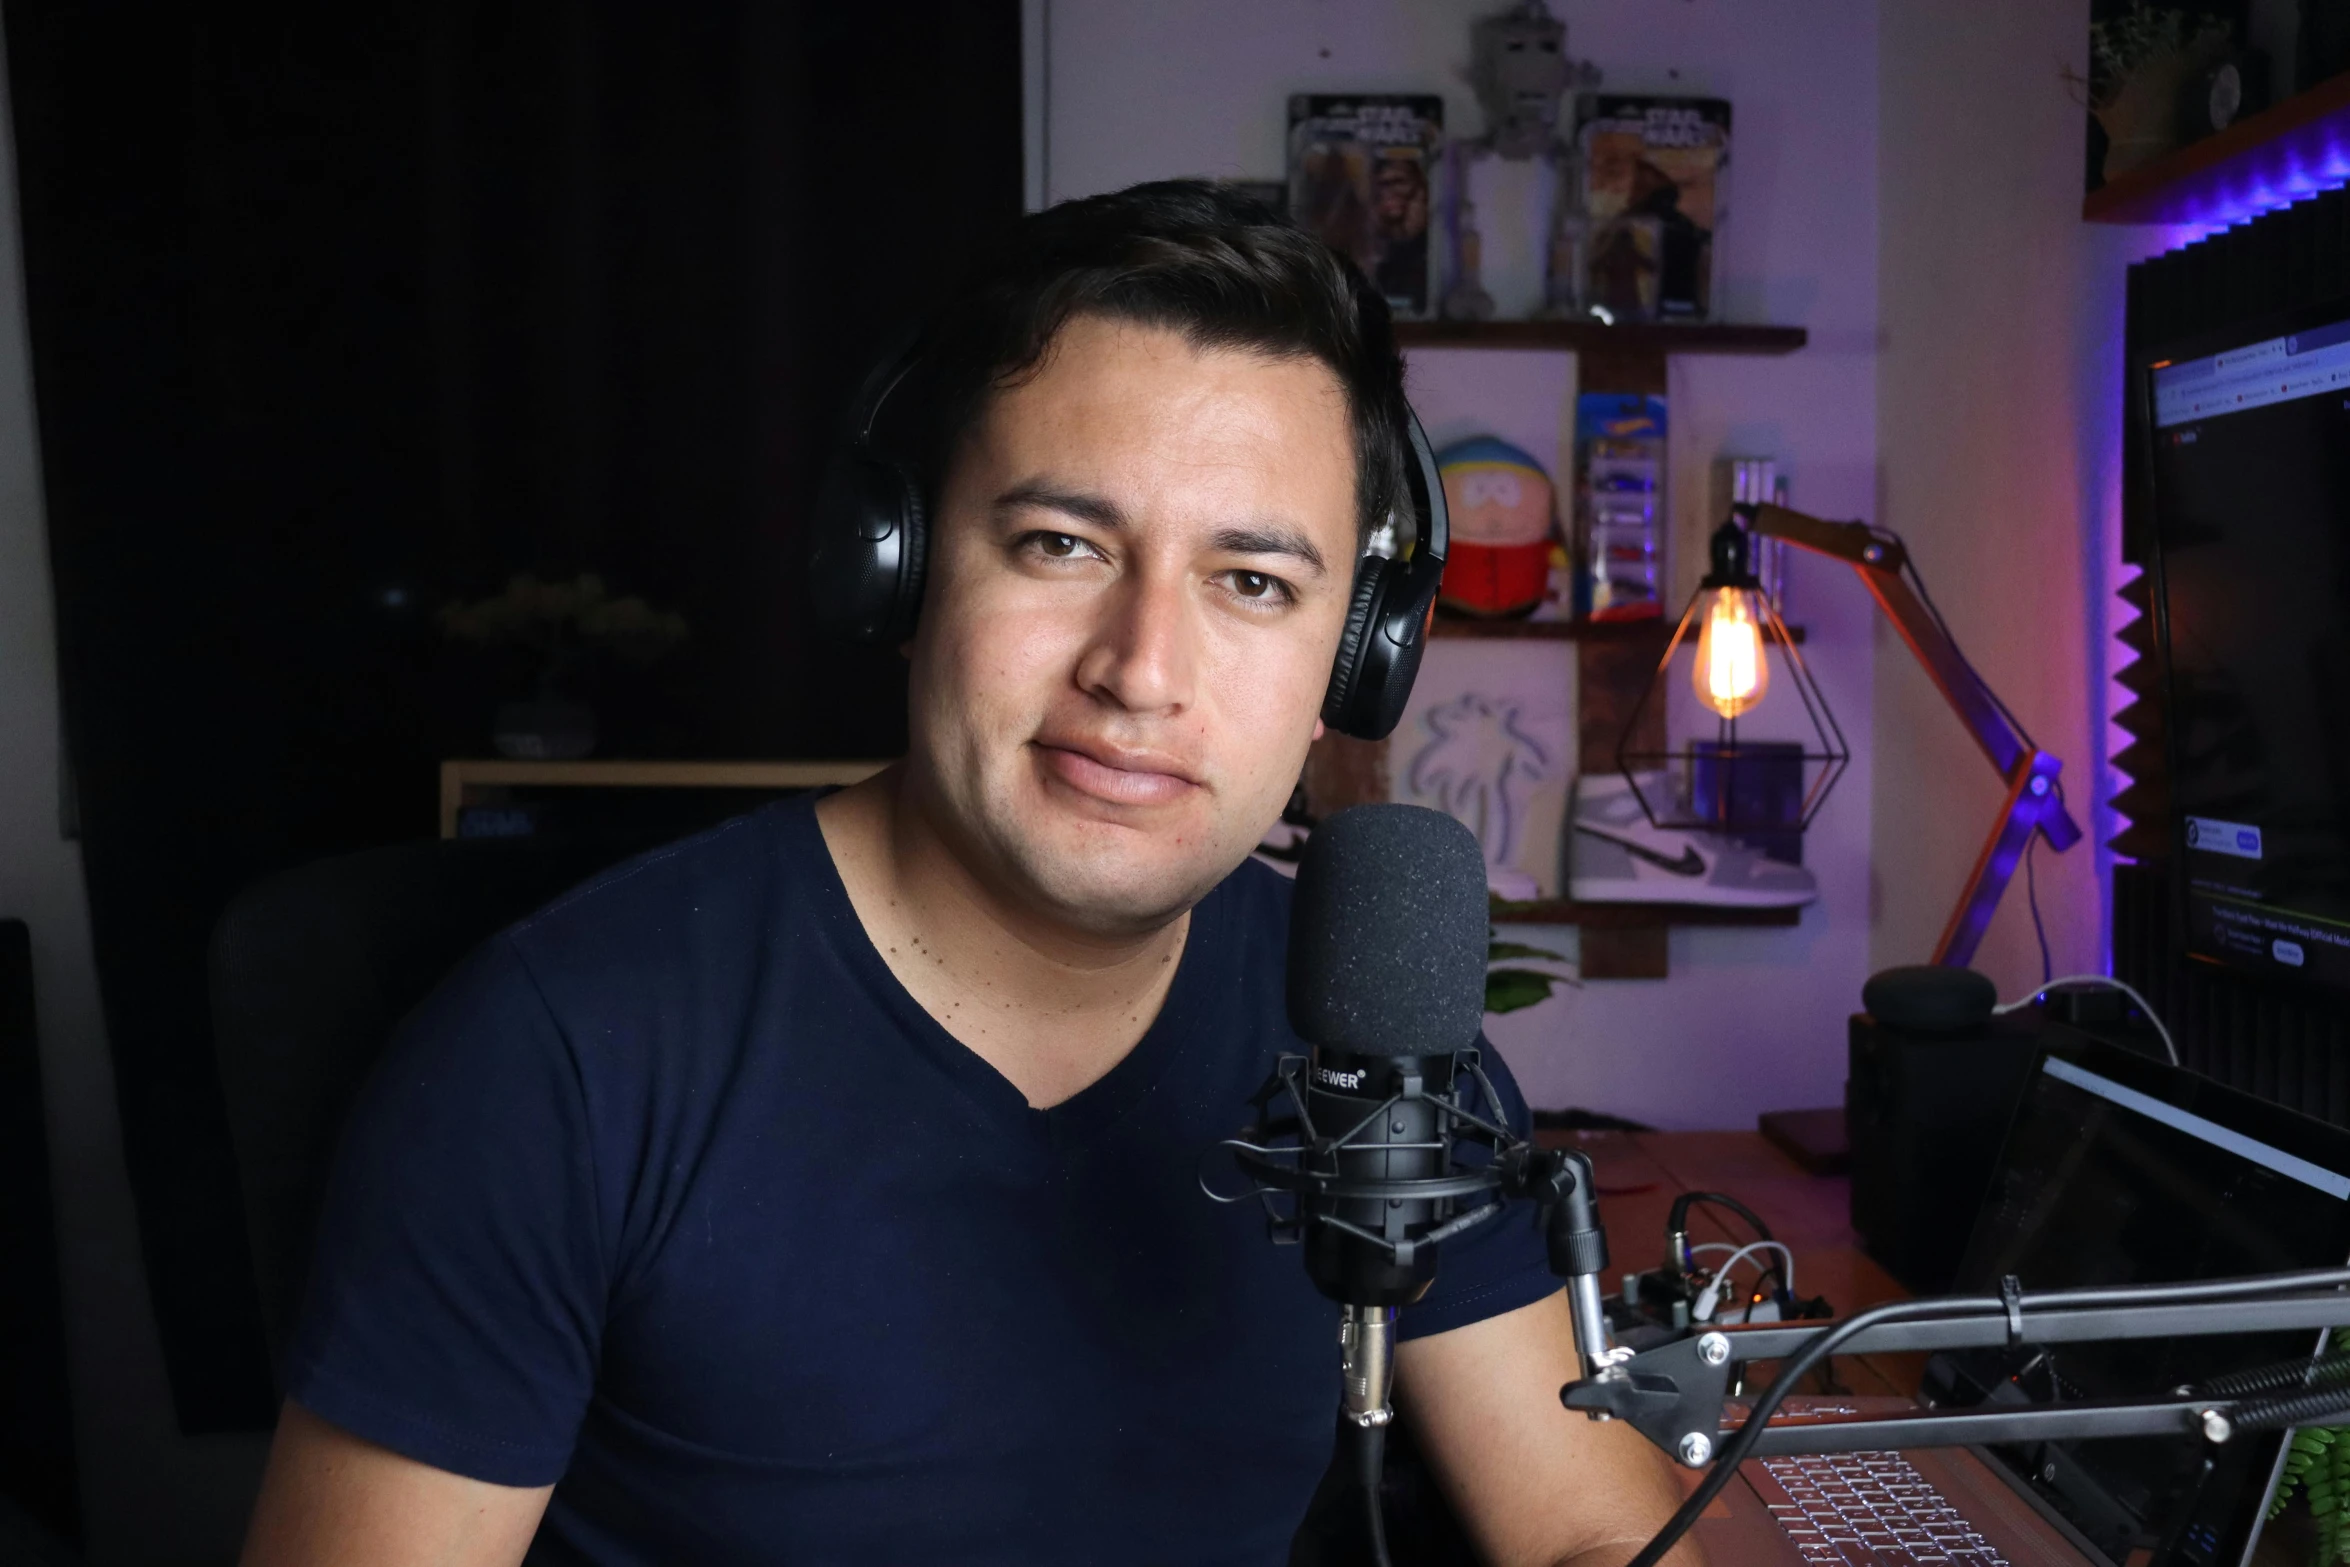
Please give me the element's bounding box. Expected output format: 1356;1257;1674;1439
7;1;1021;1430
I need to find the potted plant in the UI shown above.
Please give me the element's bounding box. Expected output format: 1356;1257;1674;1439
441;573;689;760
2265;1334;2350;1560
2079;4;2234;181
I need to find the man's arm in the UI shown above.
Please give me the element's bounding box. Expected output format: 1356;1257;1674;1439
239;1400;553;1567
1396;1291;1705;1567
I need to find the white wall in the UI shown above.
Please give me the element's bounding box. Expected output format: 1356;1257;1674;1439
1872;4;2185;998
1038;0;1881;1128
0;29;270;1566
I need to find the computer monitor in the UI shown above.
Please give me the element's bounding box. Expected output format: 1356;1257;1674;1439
2145;307;2350;993
1930;1038;2350;1566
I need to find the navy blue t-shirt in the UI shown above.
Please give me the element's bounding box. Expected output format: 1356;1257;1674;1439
286;797;1557;1564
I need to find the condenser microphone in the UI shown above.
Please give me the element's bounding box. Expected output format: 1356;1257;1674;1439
1285;802;1493;1311
1218;805;1619;1565
1278;800;1491;1537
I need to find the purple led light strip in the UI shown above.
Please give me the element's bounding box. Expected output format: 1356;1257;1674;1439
2090;79;2350;233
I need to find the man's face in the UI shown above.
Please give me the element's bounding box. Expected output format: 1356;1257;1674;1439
907;314;1361;935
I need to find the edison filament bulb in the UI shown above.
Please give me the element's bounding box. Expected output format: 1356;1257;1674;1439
1692;585;1770;720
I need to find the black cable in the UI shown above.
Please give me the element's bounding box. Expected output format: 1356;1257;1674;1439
1619;1267;2350;1567
2025;832;2052;987
1899;541;2069;968
2021;775;2077;986
1352;1422;1392;1567
1666;1191;1775;1257
1741;1274;1792;1324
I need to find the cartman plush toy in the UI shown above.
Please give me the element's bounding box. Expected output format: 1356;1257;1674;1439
1435;435;1557;617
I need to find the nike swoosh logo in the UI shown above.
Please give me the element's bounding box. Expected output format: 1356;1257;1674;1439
1576;822;1706;877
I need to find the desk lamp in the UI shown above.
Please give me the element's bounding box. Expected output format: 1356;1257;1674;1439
1617;518;1850;848
1618;503;2082;967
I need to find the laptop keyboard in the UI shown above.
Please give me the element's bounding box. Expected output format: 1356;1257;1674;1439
1753;1452;2013;1565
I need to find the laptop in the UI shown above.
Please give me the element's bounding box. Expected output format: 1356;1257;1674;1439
1694;1035;2350;1566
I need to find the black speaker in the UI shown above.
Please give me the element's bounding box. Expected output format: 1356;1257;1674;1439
1846;1004;2048;1296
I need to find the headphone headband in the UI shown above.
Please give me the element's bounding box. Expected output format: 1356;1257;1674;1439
1400;404;1448;577
844;325;927;447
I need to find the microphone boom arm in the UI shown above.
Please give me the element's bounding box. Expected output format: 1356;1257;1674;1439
1518;1144;1635;1382
1564;1274;2350;1465
1217;1089;2350;1566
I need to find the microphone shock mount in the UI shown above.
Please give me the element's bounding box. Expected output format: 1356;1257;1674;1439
1212;1046;1630;1394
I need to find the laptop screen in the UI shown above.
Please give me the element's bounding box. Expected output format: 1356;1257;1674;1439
1936;1039;2350;1566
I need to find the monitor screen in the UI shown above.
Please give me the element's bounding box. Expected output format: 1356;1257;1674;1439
1936;1040;2350;1565
2147;312;2350;992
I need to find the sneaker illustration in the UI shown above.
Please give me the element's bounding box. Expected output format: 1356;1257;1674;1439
1569;772;1817;908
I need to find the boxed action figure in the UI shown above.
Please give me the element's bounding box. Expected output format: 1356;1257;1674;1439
1572;95;1729;322
1288;94;1443;318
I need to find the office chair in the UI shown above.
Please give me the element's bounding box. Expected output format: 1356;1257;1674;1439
210;838;621;1366
0;920;79;1554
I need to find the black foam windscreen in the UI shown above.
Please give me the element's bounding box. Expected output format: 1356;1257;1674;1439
1287;804;1491;1056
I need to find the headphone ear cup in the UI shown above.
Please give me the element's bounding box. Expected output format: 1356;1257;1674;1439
1323;557;1392;739
1357;603;1429;740
809;448;928;643
1322;554;1436;741
890;469;928;642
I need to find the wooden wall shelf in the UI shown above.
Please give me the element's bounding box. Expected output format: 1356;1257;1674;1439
1486;893;1808;981
438;758;885;838
1432;617;1620;641
1429;617;1805;643
2083;69;2350;226
1394;319;1808;355
1491;898;1803;929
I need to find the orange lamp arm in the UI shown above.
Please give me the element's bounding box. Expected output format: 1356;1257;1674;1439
1740;502;2083;966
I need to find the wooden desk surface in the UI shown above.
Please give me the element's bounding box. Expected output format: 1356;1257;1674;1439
1551;1127;1923;1396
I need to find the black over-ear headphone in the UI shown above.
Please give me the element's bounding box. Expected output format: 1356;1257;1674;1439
806;334;1449;742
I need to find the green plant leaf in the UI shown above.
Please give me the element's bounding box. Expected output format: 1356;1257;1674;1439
1489;940;1568;964
2278;1426;2350;1529
1485;969;1561;1014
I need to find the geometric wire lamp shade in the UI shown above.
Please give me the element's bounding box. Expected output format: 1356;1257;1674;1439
1617;520;1851;836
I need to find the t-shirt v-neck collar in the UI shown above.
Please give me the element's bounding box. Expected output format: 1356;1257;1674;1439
789;800;1217;1150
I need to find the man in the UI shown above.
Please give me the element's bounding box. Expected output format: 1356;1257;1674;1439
241;182;1700;1566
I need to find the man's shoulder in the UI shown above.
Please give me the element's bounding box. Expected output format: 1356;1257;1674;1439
500;796;843;997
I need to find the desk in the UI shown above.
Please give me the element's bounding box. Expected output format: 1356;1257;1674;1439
1550;1127;1924;1396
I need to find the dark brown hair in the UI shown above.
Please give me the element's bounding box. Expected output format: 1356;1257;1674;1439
909;179;1408;547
